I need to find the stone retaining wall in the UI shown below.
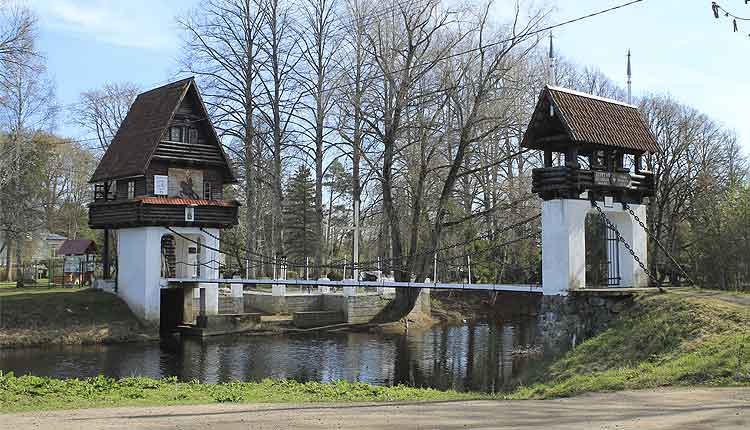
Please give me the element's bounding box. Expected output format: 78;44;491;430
244;294;323;314
293;311;345;328
241;288;431;327
536;294;634;354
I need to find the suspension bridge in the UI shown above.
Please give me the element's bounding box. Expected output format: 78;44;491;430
86;80;691;331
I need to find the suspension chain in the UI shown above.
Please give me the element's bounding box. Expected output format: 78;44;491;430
622;203;694;286
591;201;662;288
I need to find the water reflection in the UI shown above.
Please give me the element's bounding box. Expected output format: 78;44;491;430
0;320;539;393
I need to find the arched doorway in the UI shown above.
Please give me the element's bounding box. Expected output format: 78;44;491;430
161;234;176;278
585;213;620;287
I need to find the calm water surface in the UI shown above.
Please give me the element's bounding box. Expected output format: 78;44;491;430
0;320;540;393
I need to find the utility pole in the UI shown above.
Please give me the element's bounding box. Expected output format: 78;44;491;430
353;199;360;281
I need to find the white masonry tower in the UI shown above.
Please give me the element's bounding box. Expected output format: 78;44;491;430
88;78;240;329
521;85;658;295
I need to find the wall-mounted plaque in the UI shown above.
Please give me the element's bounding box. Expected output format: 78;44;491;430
154;175;169;196
594;171;632;188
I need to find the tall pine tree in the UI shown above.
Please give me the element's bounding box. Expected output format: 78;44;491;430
283;165;318;264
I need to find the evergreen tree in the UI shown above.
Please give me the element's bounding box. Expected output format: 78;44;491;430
283;166;318;264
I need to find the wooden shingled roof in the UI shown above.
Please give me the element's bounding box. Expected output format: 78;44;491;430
521;85;659;154
89;78;236;183
57;239;97;256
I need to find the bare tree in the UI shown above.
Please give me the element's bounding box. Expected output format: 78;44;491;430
179;0;265;274
70;82;139;153
256;0;303;257
0;10;58;285
296;0;339;274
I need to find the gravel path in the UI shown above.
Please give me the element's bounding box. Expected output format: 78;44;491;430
2;388;748;429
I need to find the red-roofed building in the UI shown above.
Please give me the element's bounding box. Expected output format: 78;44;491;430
57;239;98;287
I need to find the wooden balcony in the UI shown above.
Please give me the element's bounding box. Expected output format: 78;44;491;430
532;166;654;203
89;197;240;229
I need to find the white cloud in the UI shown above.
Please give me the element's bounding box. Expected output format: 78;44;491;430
25;0;191;50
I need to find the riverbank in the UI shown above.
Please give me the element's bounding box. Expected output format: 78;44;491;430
3;388;748;430
0;287;156;349
2;288;748;413
513;289;750;398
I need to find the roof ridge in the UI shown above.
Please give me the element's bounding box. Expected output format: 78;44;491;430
137;77;194;97
546;85;636;109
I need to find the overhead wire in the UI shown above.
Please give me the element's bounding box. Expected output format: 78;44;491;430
48;0;646;150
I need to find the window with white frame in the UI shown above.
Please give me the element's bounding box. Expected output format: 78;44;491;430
127;181;135;199
185;206;195;222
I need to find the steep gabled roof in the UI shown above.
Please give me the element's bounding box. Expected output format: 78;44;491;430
89;78;237;183
521;85;659;154
57;239;97;256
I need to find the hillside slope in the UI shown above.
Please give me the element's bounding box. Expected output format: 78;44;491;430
515;289;750;398
0;288;155;348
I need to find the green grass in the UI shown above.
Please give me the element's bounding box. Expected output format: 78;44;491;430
511;290;750;399
0;288;153;348
0;375;494;413
0;286;79;297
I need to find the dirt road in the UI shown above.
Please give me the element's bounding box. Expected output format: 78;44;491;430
2;388;748;429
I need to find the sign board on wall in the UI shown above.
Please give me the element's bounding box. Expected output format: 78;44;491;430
154;175;169;196
168;169;203;199
594;171;632;188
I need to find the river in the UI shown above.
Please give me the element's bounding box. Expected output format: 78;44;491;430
0;319;542;393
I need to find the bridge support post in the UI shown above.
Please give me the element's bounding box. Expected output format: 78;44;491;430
542;199;649;295
231;275;244;313
343;279;357;297
116;226;163;323
541;199;589;295
198;228;220;315
611;203;648;287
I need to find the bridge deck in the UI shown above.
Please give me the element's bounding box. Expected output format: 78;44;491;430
164;277;541;293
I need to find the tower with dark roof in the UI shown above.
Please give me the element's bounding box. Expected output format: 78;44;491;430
88;78;238;328
521;85;658;295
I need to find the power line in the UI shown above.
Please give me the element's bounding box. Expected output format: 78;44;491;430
711;1;750;35
58;0;645;148
196;212;541;273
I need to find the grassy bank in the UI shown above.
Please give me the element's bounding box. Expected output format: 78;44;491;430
513;289;750;398
0;288;154;348
0;374;494;413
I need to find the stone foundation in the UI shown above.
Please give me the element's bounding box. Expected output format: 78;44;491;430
241;288;431;328
536;294;634;354
293;311;346;328
186;313;262;336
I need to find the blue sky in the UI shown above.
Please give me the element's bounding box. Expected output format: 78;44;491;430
25;0;750;151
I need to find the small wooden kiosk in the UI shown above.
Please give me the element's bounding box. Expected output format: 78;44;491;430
56;239;98;287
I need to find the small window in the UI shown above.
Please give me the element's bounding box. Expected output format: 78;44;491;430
127;181;135;199
594;151;606;168
169;126;182;142
203;182;212;200
185;206;195;222
188;128;198;144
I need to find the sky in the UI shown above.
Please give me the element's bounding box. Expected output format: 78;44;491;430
22;0;750;151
